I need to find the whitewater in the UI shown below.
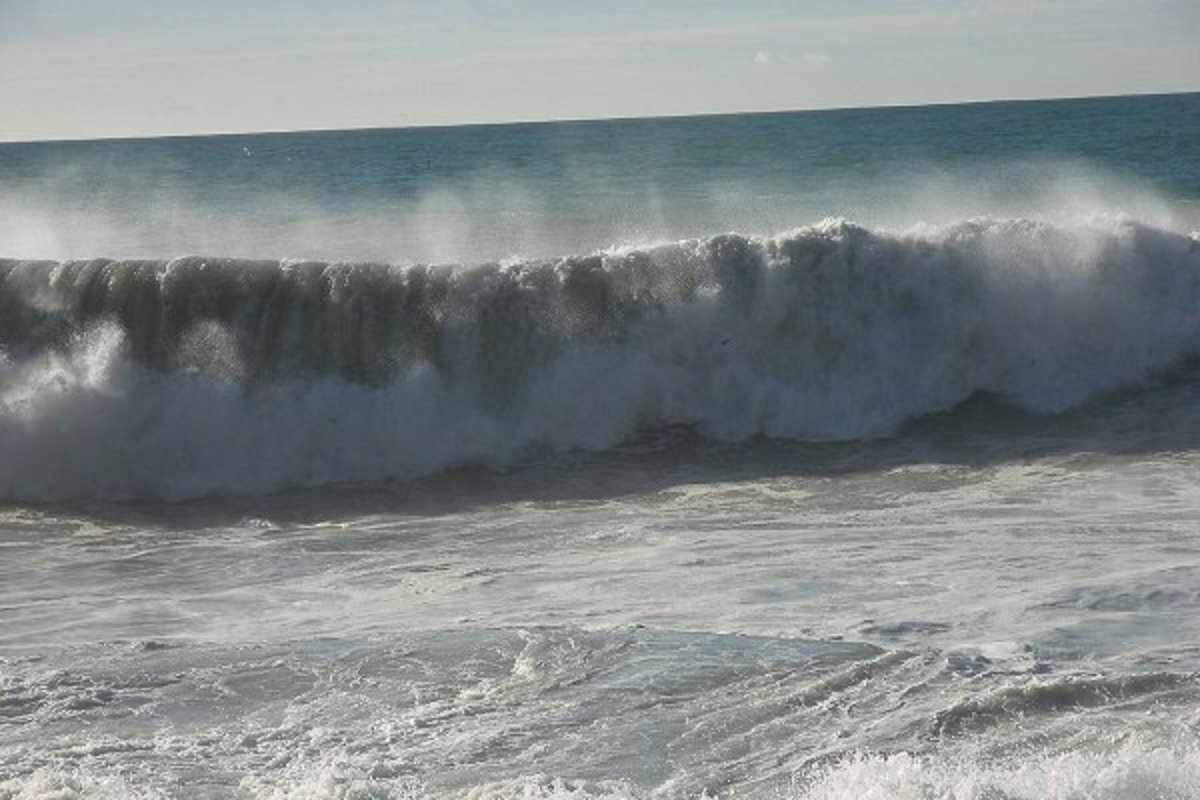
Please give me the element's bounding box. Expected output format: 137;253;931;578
2;216;1199;500
2;93;1200;798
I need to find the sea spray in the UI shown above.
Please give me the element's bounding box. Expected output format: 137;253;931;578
1;216;1198;500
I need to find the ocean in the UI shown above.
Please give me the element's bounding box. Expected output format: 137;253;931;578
1;92;1200;798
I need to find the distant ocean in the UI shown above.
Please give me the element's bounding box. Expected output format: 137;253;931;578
2;93;1200;798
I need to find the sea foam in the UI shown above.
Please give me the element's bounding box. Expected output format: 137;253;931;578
1;216;1198;500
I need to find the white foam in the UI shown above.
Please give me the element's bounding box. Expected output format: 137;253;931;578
798;739;1200;800
1;216;1198;500
0;767;165;800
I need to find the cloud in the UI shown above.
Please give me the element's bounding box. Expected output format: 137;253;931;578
753;49;828;68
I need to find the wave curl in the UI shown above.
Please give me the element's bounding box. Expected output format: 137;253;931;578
2;217;1198;500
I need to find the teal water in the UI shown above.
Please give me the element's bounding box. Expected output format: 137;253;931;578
3;92;1198;262
2;94;1200;798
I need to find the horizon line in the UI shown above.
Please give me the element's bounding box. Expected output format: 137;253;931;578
3;88;1197;146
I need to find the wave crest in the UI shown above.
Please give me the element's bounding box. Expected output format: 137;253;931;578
2;217;1198;500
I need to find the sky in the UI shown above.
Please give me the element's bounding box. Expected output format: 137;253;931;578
1;0;1197;141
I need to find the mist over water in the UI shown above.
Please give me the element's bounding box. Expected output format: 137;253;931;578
2;93;1197;264
2;94;1200;798
0;157;1192;266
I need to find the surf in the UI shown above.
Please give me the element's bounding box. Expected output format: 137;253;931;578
1;216;1198;501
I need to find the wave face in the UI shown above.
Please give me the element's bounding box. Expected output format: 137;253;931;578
1;216;1199;500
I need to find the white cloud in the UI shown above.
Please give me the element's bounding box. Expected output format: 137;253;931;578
753;49;828;68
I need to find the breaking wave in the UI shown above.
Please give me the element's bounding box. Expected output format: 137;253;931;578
797;738;1200;800
5;740;1200;799
2;216;1199;500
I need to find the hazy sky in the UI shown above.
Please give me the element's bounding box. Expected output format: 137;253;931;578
2;0;1197;141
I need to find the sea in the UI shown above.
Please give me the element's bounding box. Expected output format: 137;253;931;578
2;92;1200;798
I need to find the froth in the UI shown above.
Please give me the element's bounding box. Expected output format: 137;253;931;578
799;739;1200;800
1;216;1198;501
4;740;1198;799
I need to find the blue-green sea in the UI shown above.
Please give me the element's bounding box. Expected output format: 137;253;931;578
2;93;1200;798
3;92;1198;263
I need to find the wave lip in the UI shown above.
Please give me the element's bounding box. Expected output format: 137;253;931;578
2;216;1199;501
